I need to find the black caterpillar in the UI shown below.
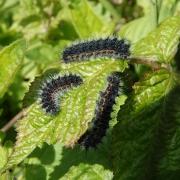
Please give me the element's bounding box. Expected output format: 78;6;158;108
39;74;83;115
78;72;123;148
62;37;131;63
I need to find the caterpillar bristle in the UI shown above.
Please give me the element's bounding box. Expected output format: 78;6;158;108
62;37;131;63
78;72;123;149
39;74;83;115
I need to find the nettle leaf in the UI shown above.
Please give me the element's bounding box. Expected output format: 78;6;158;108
23;142;63;180
50;144;113;179
0;171;10;180
132;16;180;63
0;39;26;98
69;0;114;38
119;0;158;43
60;163;113;180
0;140;13;171
0;131;5;144
4;60;128;170
13;0;62;40
0;146;8;169
158;85;180;179
121;0;180;43
112;69;180;179
158;0;180;23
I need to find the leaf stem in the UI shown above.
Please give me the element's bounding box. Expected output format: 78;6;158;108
129;58;171;71
0;108;28;132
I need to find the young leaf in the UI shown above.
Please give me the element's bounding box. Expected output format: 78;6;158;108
158;0;180;23
69;0;114;38
112;69;180;179
4;60;128;170
119;0;158;42
132;16;180;63
60;163;113;180
0;39;26;98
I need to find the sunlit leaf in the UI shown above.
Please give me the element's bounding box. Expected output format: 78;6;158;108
132;16;180;63
3;59;128;169
60;163;113;180
0;146;7;169
0;39;26;98
69;0;114;38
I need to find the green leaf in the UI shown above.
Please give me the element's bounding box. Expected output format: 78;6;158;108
158;0;180;23
0;131;5;144
25;165;46;180
137;0;179;24
13;0;62;40
119;0;158;42
119;16;156;43
132;16;180;63
0;171;11;180
50;134;118;179
4;59;128;170
0;39;26;98
99;0;121;21
24;142;63;179
0;146;8;169
60;163;113;180
157;85;180;179
112;69;180;179
69;0;114;38
0;140;13;171
120;1;180;43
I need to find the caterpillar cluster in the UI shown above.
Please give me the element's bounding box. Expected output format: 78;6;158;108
39;74;83;115
62;37;131;63
38;36;129;148
78;72;123;149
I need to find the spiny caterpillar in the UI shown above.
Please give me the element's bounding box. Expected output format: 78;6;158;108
39;74;83;115
62;37;131;63
78;72;123;149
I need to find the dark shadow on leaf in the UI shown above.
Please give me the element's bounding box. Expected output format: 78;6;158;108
174;42;180;72
25;164;46;180
49;135;112;180
47;20;79;43
112;85;180;180
29;143;55;165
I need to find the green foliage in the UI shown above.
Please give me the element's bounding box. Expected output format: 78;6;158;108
69;0;114;38
111;10;180;180
112;72;180;179
0;40;26;98
120;0;179;42
112;69;175;179
0;146;7;169
61;163;113;180
4;60;128;170
132;16;180;63
22;142;63;180
0;0;180;179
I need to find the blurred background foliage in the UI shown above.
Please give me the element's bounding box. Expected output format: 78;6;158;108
0;0;179;179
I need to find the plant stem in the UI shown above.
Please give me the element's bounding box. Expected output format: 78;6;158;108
0;108;28;132
129;58;171;71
